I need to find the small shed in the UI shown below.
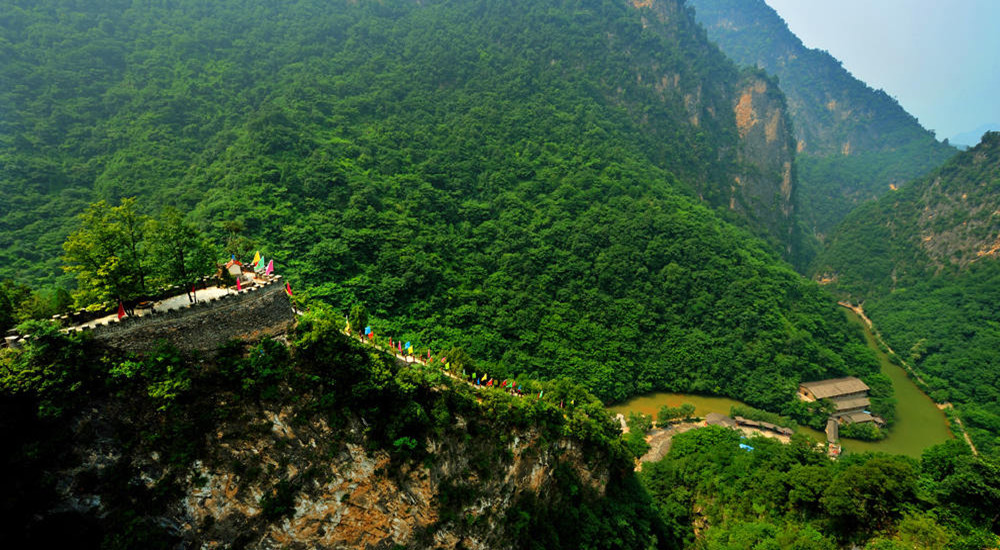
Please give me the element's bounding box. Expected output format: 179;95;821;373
224;259;244;277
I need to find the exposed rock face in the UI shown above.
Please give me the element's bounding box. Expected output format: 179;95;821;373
688;0;941;157
731;73;797;252
44;392;613;549
688;0;957;244
627;0;801;255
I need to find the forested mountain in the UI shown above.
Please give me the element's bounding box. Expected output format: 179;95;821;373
814;133;1000;455
688;0;957;245
0;0;881;411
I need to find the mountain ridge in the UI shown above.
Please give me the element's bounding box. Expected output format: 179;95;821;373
687;0;957;244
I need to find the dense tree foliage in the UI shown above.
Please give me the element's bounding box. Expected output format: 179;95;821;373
0;0;881;411
641;426;1000;548
61;198;217;309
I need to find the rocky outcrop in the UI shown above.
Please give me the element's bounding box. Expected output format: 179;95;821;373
37;383;618;549
626;0;802;255
730;73;797;253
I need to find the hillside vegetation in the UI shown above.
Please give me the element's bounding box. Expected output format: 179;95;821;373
0;313;662;548
814;133;1000;455
0;0;880;411
689;0;956;244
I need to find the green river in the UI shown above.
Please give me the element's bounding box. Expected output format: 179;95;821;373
610;310;953;458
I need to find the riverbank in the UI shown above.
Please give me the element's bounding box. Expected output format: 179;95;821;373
618;414;795;470
609;310;953;458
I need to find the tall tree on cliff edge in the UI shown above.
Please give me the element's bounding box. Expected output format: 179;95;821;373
62;198;149;309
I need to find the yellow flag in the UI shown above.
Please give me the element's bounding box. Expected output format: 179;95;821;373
252;250;261;266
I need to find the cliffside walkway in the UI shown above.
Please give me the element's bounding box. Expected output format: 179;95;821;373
70;286;232;330
345;331;532;399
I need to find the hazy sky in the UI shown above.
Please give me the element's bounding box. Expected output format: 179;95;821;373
765;0;1000;141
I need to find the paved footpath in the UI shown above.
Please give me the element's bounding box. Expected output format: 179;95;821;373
70;286;235;330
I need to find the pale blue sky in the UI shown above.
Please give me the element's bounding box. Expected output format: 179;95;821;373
765;0;1000;142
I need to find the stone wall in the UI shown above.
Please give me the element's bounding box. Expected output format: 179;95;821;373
70;276;296;353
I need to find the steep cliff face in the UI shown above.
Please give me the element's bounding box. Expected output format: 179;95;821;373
626;0;799;253
687;0;942;157
688;0;956;243
50;397;611;549
731;73;797;253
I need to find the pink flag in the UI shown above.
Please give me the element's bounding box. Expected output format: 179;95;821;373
237;277;242;291
265;259;274;275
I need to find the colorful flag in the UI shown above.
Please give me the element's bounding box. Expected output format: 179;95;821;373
285;282;293;296
345;317;351;331
252;250;261;266
117;301;126;320
265;259;274;275
405;341;412;353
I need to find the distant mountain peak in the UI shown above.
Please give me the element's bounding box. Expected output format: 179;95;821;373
949;123;1000;149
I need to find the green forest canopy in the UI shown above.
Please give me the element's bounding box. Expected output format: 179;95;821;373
1;0;882;412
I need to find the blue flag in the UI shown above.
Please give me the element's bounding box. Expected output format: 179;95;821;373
365;326;371;335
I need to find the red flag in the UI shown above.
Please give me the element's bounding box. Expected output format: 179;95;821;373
368;331;374;340
117;301;125;320
236;277;242;291
285;282;293;296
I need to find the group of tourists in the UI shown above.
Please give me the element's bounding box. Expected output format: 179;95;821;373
345;321;544;400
